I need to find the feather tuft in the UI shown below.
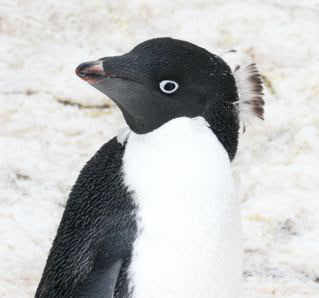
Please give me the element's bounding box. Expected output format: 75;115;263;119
233;63;265;123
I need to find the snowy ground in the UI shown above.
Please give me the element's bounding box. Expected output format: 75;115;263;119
1;0;319;297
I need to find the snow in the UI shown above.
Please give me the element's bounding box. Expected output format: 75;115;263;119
1;0;318;297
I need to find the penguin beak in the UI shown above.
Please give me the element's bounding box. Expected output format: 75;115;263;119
75;57;134;103
75;60;113;85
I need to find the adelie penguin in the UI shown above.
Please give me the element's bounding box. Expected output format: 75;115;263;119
36;37;264;298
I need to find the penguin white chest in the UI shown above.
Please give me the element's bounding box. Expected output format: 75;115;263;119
122;117;242;298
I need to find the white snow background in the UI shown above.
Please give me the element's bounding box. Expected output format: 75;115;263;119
1;0;319;297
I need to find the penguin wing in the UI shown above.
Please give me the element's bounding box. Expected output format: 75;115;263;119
36;137;136;297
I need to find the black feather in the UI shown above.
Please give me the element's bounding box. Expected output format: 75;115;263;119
36;137;136;298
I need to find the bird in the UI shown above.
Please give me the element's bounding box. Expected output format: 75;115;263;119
36;37;264;298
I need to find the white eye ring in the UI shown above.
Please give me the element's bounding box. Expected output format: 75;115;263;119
159;80;179;94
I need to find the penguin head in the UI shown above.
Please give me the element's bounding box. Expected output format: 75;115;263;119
76;38;264;160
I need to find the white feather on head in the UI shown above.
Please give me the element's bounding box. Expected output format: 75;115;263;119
233;63;265;127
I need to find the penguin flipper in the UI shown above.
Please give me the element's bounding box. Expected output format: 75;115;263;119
75;259;123;297
36;137;136;297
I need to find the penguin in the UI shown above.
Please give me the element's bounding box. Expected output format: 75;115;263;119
36;37;264;298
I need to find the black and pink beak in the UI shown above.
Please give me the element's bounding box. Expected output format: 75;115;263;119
75;60;113;84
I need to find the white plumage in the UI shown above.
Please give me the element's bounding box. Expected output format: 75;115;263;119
122;117;243;298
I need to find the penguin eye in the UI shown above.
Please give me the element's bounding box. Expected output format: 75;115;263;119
159;80;179;94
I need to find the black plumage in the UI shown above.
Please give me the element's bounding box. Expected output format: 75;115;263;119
36;138;136;297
